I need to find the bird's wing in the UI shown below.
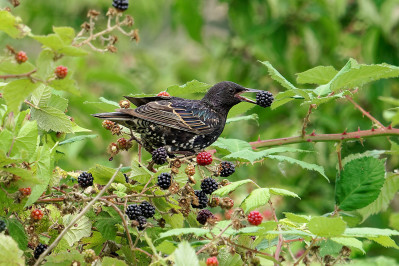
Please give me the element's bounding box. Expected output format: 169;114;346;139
124;96;172;107
117;101;217;134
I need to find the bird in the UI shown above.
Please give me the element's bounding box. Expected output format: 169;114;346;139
93;81;264;155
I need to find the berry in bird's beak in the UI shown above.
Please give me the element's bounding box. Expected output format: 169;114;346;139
234;88;265;104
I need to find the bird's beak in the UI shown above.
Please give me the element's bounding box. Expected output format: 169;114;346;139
234;88;263;104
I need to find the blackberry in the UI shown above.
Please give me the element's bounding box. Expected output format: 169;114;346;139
192;190;208;209
136;216;147;231
256;91;274;108
196;209;214;225
125;204;142;220
0;219;6;232
112;0;129;11
157;173;172;190
34;243;48;259
78;172;94;188
139;201;155;218
152;147;168;165
201;178;219;195
219;161;235;177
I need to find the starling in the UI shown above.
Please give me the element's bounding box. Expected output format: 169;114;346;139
93;81;264;155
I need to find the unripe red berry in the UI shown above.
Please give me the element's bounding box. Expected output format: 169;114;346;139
15;51;28;63
107;142;119;156
206;256;219;266
55;65;68;79
117;137;132;150
248;210;263;226
196;151;212;166
157;91;170;97
102;120;115;130
31;209;44;220
19;187;31;196
119;100;130;109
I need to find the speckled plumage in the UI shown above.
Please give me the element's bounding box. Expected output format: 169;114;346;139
93;81;263;154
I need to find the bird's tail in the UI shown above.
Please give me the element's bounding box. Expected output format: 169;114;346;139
92;112;132;122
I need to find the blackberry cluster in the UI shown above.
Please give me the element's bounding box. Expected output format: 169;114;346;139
256;91;274;108
125;204;142;220
34;243;48;259
201;178;218;194
196;209;214;225
0;219;6;233
139;201;155;218
152;147;168;165
78;172;94;188
112;0;129;11
157;173;172;189
136;216;147;231
192;190;208;209
219;161;235;177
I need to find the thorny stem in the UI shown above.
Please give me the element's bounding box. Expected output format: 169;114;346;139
250;127;399;148
301;104;316;137
226;239;274;259
269;200;283;265
336;142;343;172
34;165;123;266
345;95;385;128
0;69;37;79
196;222;232;255
293;238;318;266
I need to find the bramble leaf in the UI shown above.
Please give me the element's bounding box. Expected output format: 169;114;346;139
212;179;253;196
308;217;347;237
240;188;271;213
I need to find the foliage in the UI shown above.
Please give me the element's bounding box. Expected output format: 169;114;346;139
1;0;399;265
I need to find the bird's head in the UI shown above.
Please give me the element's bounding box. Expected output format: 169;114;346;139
201;81;263;111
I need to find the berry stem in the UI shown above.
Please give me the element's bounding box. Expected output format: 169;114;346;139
0;69;37;80
250;127;398;148
196;222;232;255
33;164;123;266
301;104;316;137
345;95;384;128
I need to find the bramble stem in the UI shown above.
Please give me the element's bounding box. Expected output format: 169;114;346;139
250;127;396;148
301;104;316;137
345;95;384;128
0;69;37;79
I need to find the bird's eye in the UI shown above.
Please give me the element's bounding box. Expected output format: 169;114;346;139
229;88;235;94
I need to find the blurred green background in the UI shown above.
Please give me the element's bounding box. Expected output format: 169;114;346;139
2;0;399;259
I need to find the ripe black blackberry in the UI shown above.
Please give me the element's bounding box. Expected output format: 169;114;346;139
0;219;6;232
157;173;172;189
201;178;219;195
136;216;147;231
192;190;208;209
125;204;142;220
78;172;94;188
196;209;214;225
34;243;48;259
219;161;235;177
112;0;129;11
139;201;156;218
152;147;168;165
256;91;274;108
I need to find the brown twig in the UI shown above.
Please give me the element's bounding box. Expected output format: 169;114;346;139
301;104;316;137
0;69;37;80
196;222;232;255
34;165;123;266
345;95;385;128
250;127;399;148
293;238;317;266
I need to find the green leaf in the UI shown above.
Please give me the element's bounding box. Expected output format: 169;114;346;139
59;135;97;145
226;114;259;125
10;120;38;159
0;10;30;38
95;213;119;240
156;240;177;255
296;66;338;85
260;61;297;90
129;161;153;184
344;227;399;237
173;241;200;266
212;179;253;196
0;58;35;75
284;212;311;223
58;46;88;57
49;79;79;95
211;137;252;153
368;236;399;249
62;214;92;246
3;79;40;113
173;0;203;42
335;157;385;211
267;155;328;181
331;237;365;253
269;188;300;198
53;26;75;44
166;80;210;98
101;257;128;266
240;188;270;213
36;49;55;80
0;234;25;265
89;164;126;185
32;34;65;50
358;173;399;221
159;228;209;238
162;213;184;228
48;94;68;111
44;250;84;266
390;213;399;231
4;218;28;251
31;106;73;133
307;217;347;237
31;84;52;107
